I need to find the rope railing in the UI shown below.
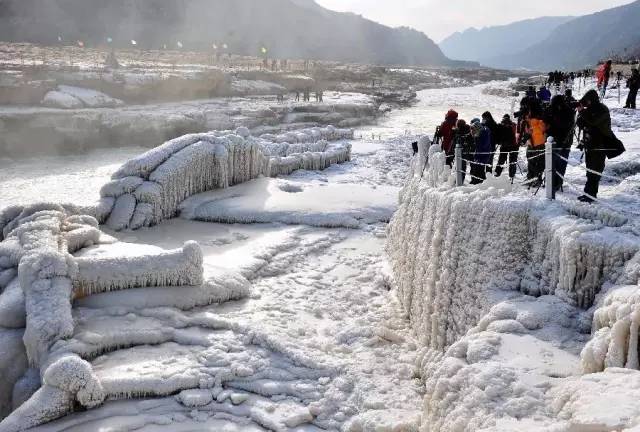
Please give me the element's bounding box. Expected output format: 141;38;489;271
555;172;640;218
553;152;640;184
446;136;639;218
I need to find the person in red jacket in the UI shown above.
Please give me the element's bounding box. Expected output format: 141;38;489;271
434;109;459;166
596;60;613;98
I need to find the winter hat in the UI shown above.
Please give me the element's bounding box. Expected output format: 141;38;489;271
446;109;459;120
580;89;600;106
470;118;481;125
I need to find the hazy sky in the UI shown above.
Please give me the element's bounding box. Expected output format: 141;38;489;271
314;0;634;42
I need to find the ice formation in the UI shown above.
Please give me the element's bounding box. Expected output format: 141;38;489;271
0;203;250;431
387;147;640;430
98;126;353;231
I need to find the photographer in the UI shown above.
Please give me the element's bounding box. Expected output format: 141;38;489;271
576;90;625;202
452;119;475;184
545;95;575;192
494;114;518;181
469;118;492;184
524;105;547;188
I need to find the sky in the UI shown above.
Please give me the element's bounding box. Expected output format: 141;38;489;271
314;0;635;42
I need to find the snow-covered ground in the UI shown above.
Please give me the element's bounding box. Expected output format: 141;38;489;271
0;79;639;431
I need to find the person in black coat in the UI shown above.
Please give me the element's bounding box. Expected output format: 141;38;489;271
545;95;576;192
625;69;640;109
494;115;519;180
576;90;622;202
481;111;499;174
452;119;475;184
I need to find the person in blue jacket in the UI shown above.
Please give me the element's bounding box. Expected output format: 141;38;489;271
469;118;492;184
537;86;552;104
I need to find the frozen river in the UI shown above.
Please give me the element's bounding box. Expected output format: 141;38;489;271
4;81;639;431
0;85;513;209
5;83;514;432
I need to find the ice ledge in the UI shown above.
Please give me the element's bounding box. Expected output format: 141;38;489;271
387;150;640;430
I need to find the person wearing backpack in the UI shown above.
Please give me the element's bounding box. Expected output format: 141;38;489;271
576;90;625;202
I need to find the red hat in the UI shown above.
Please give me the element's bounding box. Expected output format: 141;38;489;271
446;109;458;120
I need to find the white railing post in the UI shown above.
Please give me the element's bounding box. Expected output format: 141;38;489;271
546;137;555;200
455;142;463;187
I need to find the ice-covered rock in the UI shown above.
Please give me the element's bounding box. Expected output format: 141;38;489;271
100;126;353;230
41;91;83;109
55;85;123;108
0;203;248;430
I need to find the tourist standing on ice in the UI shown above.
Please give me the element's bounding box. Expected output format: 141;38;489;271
537;86;551;104
481;111;499;173
469;118;492;184
545;95;575;192
494;114;518;180
434;110;458;167
596;60;613;97
564;89;577;105
524;105;547;188
452;119;474;184
625;68;639;109
576;89;625;202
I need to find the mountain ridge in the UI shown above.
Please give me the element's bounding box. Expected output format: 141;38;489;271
0;0;469;67
439;16;574;67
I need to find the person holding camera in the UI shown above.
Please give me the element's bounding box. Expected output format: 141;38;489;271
494;115;518;181
545;95;576;192
452;119;475;184
576;90;625;202
469;118;492;184
524;105;547;188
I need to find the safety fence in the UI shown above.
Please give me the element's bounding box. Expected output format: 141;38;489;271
452;137;640;219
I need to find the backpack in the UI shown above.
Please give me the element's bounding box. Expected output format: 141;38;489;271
605;133;626;160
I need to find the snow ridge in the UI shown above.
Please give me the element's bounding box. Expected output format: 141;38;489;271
98;125;353;231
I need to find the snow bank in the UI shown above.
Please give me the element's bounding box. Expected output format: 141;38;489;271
387;149;640;430
181;178;397;229
99;126;352;231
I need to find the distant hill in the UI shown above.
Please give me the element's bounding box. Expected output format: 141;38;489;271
0;0;465;67
498;0;640;70
440;16;574;67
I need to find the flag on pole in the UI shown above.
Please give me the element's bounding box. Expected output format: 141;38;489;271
222;43;228;50
261;47;268;55
58;36;63;42
77;40;84;48
177;41;183;48
131;40;137;46
213;44;218;50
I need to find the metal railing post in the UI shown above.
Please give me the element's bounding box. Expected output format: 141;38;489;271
545;137;555;200
455;143;463;187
